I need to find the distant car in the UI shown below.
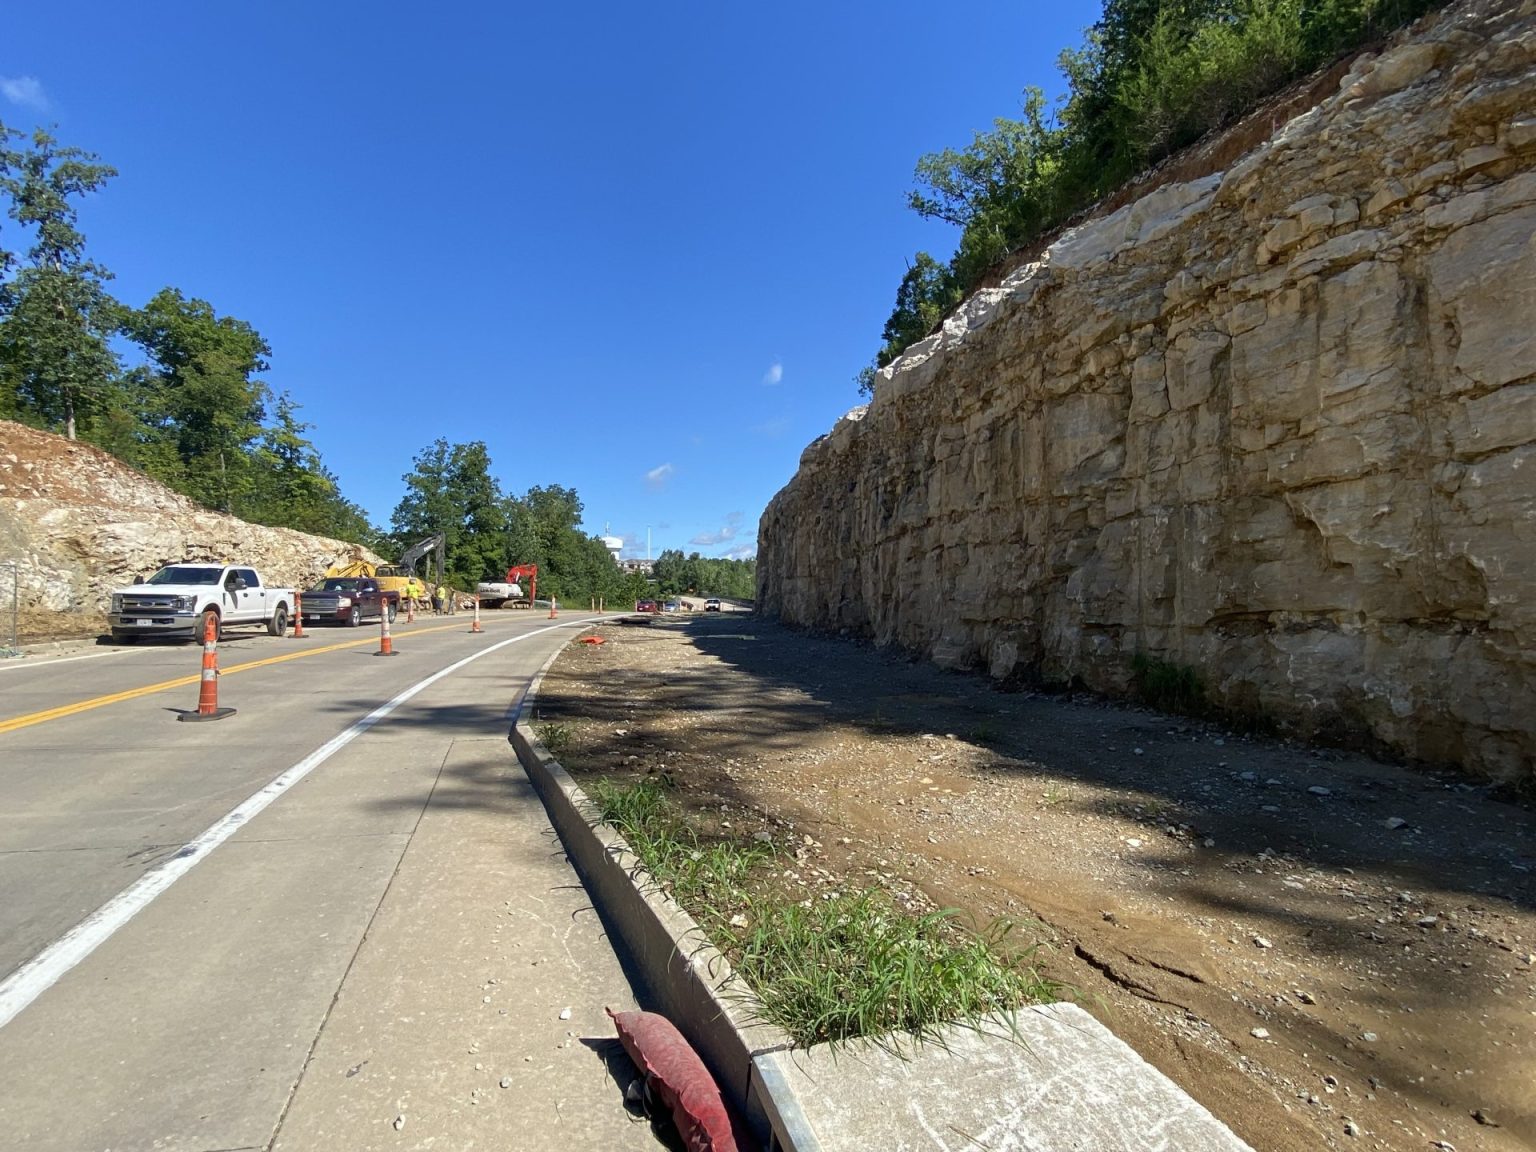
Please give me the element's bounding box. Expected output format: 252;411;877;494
635;599;660;613
662;601;680;612
704;598;722;612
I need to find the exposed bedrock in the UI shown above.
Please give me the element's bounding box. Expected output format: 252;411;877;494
759;0;1536;779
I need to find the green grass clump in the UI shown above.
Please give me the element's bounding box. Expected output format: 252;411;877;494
534;721;574;756
586;777;1058;1048
1131;653;1206;716
734;892;1055;1048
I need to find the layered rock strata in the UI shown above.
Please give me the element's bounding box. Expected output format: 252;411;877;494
759;0;1536;778
0;421;382;628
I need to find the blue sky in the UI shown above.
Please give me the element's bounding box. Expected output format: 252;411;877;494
3;2;1102;561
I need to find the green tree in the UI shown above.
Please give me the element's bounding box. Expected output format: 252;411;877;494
0;126;121;439
877;253;960;368
0;121;20;312
909;87;1063;265
125;287;271;511
652;548;688;595
392;439;507;588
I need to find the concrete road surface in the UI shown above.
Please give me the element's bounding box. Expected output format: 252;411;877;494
0;613;665;1151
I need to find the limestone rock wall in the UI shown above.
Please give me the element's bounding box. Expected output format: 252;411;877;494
0;421;383;630
758;0;1536;779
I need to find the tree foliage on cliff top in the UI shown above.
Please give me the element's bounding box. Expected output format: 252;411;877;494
0;120;380;547
863;0;1449;391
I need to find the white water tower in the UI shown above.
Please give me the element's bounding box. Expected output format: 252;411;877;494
600;535;624;566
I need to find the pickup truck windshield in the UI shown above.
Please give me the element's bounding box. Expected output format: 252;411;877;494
316;579;360;591
146;567;223;585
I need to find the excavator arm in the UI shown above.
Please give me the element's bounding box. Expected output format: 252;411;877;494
505;564;538;605
397;534;446;585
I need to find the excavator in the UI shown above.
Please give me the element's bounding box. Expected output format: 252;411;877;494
378;534;446;602
475;563;537;609
328;535;447;602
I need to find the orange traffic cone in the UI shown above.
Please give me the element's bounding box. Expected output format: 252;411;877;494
548;596;558;619
179;614;236;722
469;596;484;633
375;602;396;656
292;589;305;638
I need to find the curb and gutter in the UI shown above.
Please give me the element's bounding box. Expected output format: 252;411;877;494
512;646;818;1150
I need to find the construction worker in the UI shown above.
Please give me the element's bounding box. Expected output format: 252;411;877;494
405;576;419;615
434;583;446;616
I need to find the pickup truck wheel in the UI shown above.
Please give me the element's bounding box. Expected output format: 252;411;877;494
268;604;289;638
197;608;221;643
387;603;398;624
348;605;363;627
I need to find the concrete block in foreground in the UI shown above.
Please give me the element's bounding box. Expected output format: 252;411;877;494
755;1004;1255;1151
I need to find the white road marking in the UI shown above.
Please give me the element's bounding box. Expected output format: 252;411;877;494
0;618;613;1031
0;649;130;673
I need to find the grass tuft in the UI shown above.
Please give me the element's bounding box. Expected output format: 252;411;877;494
534;721;575;756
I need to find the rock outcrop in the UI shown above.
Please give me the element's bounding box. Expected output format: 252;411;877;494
759;0;1536;779
0;421;383;636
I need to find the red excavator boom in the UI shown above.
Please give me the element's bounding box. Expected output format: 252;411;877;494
505;564;538;605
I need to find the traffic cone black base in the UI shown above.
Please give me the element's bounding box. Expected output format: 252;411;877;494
179;706;237;721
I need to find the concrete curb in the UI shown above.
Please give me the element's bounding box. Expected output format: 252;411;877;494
512;644;811;1150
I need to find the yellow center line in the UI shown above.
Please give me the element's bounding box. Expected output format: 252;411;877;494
0;619;486;736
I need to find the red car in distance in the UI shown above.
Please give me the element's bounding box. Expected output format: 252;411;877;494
635;599;660;613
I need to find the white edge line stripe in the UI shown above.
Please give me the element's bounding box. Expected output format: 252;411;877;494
0;649;130;673
0;617;616;1030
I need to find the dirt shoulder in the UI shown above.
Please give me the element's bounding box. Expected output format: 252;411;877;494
535;612;1534;1152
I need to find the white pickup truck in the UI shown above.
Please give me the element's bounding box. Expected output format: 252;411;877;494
108;563;296;643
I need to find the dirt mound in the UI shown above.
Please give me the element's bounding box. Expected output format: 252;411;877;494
0;422;178;508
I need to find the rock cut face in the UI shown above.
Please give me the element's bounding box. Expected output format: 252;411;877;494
0;420;382;630
758;0;1536;779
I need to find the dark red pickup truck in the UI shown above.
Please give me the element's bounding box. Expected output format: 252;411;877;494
301;577;399;627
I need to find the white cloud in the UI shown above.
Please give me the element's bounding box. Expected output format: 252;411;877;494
0;76;48;111
723;543;757;561
645;462;674;489
690;511;743;547
762;361;783;386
